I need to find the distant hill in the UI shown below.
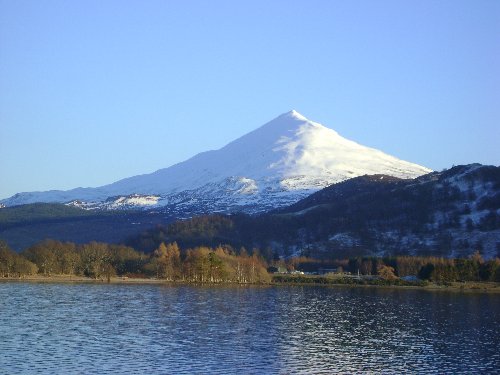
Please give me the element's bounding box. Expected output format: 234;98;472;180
127;164;500;259
0;203;93;227
0;203;171;251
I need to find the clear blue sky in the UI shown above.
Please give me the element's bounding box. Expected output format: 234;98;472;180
1;0;499;199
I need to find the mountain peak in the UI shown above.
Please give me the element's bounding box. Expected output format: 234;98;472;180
283;109;308;121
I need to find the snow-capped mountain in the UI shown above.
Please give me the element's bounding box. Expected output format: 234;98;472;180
2;110;432;213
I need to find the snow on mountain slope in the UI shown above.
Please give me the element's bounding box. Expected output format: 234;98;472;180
1;110;432;213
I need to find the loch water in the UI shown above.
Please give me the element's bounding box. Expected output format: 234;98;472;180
0;282;499;374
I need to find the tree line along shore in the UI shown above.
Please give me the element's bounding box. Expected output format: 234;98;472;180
1;239;500;289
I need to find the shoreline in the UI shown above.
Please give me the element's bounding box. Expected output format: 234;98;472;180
1;274;500;293
0;275;167;284
273;280;500;293
271;274;500;293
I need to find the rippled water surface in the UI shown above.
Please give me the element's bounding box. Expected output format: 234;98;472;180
1;283;499;374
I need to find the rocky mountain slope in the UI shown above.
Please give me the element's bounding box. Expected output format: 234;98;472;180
2;110;431;214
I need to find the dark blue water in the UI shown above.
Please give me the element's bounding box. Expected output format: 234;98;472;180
0;283;499;374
